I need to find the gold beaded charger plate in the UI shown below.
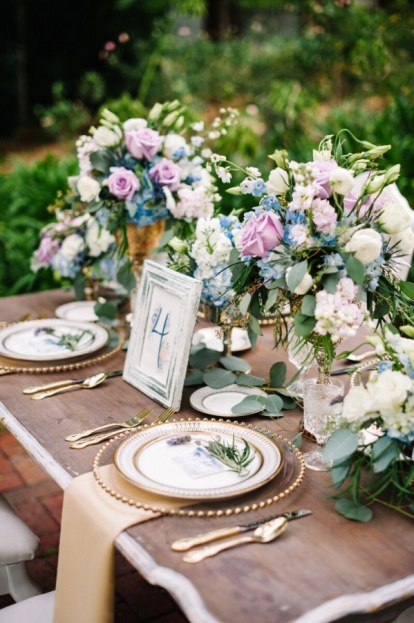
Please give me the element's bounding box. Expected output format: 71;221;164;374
55;301;99;323
0;319;108;362
190;385;267;418
93;419;306;516
114;420;283;501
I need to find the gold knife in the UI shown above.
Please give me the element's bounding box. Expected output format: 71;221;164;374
171;509;311;552
23;370;123;394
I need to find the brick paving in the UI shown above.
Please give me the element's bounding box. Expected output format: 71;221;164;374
0;426;189;622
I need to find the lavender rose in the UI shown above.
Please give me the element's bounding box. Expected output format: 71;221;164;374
125;128;163;160
107;167;140;200
150;158;181;191
241;211;284;258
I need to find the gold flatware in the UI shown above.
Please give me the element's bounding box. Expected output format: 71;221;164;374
172;509;311;552
66;407;153;442
31;372;108;400
23;370;123;395
69;406;175;449
183;516;288;564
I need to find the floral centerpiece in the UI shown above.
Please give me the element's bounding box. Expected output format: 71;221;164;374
324;323;414;521
69;102;236;283
31;197;116;298
209;130;414;376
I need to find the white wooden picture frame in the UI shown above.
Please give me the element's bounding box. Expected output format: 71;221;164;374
123;260;202;411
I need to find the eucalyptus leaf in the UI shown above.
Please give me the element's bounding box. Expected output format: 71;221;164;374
249;314;262;336
322;272;341;294
264;288;278;312
116;262;136;292
189;348;222;369
239;292;251;316
335;499;373;522
231;396;265;415
301;294;316;317
184;370;205;386
269;362;287;388
290;433;302;449
94;300;117;320
266;277;285;290
247;325;258;350
220;355;251;373
371;436;400;473
89;149;114;174
324;429;359;463
236;374;266;386
203;368;236;388
281;396;297;409
330;462;351;488
286;260;307;294
264;394;284;414
294;313;317;337
345;255;365;285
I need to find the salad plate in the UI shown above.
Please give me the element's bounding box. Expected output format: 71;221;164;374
55;301;99;322
190;384;267;417
114;420;283;500
0;319;108;361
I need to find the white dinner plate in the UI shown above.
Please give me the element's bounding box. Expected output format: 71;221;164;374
192;327;251;352
114;420;283;500
55;301;99;322
0;319;108;361
190;384;267;417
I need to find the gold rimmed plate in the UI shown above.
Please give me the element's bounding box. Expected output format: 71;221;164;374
114;420;283;501
55;301;99;322
0;319;108;362
190;384;267;417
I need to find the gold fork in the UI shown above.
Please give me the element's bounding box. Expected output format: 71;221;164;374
69;406;175;449
66;407;153;443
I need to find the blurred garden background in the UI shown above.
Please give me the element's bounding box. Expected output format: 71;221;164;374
1;0;414;298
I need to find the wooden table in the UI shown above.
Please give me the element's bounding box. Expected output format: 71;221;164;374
0;289;413;623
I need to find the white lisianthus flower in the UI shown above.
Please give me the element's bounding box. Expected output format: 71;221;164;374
92;125;122;148
367;369;412;417
60;234;85;261
163;133;187;159
85;219;115;257
312;149;332;162
123;118;147;132
168;236;189;254
377;200;411;234
329;167;354;195
77;176;101;202
341;385;375;425
344;228;383;264
266;167;289;195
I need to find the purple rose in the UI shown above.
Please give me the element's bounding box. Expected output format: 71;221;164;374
241;211;284;258
107;167;140;200
125;128;162;160
150;158;181;191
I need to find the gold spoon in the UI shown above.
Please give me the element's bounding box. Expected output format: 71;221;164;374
31;372;107;400
183;516;288;563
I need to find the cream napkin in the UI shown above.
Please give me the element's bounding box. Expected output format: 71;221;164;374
53;465;185;623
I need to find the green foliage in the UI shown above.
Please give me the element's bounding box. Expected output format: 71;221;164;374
0;154;77;296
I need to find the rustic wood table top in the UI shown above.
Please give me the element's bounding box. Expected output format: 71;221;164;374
0;289;413;623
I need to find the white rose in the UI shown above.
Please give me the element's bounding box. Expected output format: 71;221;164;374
341;385;375;424
344;228;383;264
60;234;85;261
168;236;189;253
77;176;101;202
163;133;187;159
123;118;147;132
266;167;289;195
377;199;411;234
367;369;412;417
329;167;354;195
85;220;115;257
92;126;122;148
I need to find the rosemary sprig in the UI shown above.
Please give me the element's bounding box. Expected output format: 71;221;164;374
199;435;256;476
34;327;93;352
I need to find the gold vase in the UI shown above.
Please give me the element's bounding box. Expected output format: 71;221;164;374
124;220;166;288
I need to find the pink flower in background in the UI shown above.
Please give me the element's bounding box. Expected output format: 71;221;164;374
125;128;163;160
107;167;140;200
150;158;181;191
308;159;338;199
241;211;284;257
312;198;337;234
35;236;59;265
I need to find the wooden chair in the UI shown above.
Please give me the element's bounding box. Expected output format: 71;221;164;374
0;495;41;602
